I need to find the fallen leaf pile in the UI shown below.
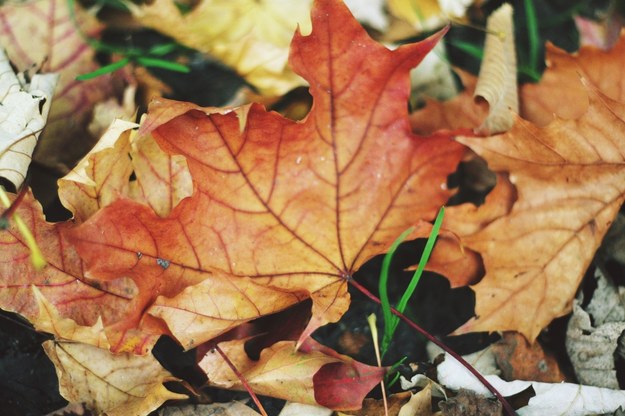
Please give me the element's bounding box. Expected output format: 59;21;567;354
1;0;625;414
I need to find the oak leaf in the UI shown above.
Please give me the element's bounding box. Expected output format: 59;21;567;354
67;0;465;351
0;0;121;171
131;0;313;96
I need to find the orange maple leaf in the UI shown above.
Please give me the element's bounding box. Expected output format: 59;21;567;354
61;0;464;351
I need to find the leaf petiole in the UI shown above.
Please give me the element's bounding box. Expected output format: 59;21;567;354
0;187;46;270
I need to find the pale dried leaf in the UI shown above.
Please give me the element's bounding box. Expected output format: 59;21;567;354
387;0;473;32
199;339;384;410
87;84;137;139
199;340;340;404
410;42;458;106
474;3;518;134
437;352;625;416
43;340;186;416
398;383;433;416
127;125;193;218
0;49;57;188
566;270;625;389
278;402;332;416
58;118;193;222
58;120;137;222
344;0;388;32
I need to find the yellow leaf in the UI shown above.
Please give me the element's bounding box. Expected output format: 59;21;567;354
131;0;312;96
32;286;110;349
44;340;186;416
58;118;193;222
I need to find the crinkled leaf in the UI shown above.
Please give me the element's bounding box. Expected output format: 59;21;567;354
67;0;464;350
566;269;625;389
58;119;192;222
0;0;119;170
158;402;262;416
0;49;57;188
437;351;625;416
474;3;518;134
43;340;186;415
131;0;312;96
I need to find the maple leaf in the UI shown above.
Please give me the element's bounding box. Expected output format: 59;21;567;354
131;0;313;96
521;35;625;126
199;338;385;410
412;34;625;341
67;0;464;351
58;119;193;223
0;0;120;170
43;340;186;415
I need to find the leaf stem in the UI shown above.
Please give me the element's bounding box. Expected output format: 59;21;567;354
348;278;516;416
213;344;268;416
0;186;46;270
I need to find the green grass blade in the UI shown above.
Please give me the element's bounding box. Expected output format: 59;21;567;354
75;57;130;81
380;226;414;354
446;39;484;60
524;0;540;73
386;207;445;340
135;56;190;73
396;207;445;314
148;43;180;56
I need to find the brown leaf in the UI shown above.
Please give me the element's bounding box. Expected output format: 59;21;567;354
491;332;566;383
413;32;625;342
521;33;625;126
43;340;186;416
454;85;625;341
0;0;122;170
